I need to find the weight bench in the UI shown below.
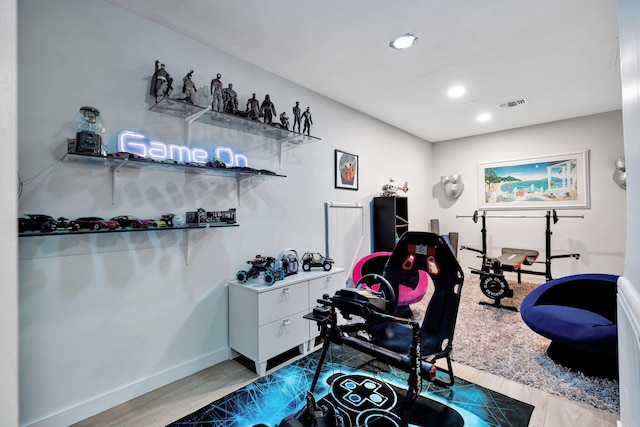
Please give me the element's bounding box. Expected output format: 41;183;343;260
469;247;540;311
496;247;540;283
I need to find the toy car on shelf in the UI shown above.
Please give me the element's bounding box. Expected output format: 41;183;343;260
206;158;226;168
236;254;286;285
301;252;334;271
161;213;176;226
147;218;169;227
18;214;58;233
75;216;120;230
56;217;80;231
111;215;153;228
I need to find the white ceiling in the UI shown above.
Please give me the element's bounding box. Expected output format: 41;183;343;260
110;0;622;142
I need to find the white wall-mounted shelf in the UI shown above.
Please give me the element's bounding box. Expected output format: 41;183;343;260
61;149;285;205
19;223;238;265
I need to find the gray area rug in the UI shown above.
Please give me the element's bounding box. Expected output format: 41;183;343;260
411;275;620;413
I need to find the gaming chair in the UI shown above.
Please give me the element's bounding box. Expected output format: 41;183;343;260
357;231;465;387
284;232;464;426
308;231;465;391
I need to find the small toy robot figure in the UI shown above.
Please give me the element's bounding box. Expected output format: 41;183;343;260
182;70;197;104
210;73;223;112
150;60;173;102
246;93;260;120
279;111;290;130
302;106;313;136
260;94;277;124
292;101;302;132
223;83;239;114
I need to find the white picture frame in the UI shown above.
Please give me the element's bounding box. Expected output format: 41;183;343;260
478;150;590;210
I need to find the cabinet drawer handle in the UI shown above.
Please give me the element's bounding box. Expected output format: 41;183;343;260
283;288;290;294
327;276;332;281
283;319;291;325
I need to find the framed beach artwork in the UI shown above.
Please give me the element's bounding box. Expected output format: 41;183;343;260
478;150;590;210
335;149;359;190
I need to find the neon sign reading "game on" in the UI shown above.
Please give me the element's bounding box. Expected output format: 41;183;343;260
117;131;248;166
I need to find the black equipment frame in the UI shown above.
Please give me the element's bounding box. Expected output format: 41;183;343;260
459;209;581;310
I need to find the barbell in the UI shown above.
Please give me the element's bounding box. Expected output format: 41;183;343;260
456;209;583;224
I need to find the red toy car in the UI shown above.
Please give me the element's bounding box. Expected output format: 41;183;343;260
75;216;119;230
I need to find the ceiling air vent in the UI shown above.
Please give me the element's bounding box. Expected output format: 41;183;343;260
497;98;528;109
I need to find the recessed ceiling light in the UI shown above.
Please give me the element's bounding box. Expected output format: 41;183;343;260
447;85;466;98
390;33;418;50
476;113;492;123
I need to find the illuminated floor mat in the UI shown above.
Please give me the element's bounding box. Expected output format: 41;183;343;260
168;346;533;427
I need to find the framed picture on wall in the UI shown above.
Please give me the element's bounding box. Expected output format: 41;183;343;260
335;149;359;190
478;149;590;210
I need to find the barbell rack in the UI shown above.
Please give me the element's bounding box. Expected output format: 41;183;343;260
457;209;582;310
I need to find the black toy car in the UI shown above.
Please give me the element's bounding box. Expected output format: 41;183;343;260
18;214;58;233
56;217;80;231
111;215;153;228
301;252;334;271
236;254;286;285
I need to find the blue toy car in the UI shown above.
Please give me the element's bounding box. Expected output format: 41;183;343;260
237;255;286;285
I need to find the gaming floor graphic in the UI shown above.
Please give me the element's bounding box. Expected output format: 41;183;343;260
168;345;534;427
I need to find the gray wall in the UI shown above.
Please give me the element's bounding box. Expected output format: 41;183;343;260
14;1;630;426
17;1;432;425
1;0;18;425
431;111;626;281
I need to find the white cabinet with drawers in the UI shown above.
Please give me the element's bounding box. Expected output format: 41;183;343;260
228;268;345;375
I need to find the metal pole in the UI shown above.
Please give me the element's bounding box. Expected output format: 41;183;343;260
457;212;584;220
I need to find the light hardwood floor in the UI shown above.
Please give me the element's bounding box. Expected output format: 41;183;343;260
72;356;619;427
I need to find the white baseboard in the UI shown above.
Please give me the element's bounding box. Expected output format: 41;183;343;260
23;348;229;427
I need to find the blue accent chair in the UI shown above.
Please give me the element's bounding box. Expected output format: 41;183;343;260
520;273;619;378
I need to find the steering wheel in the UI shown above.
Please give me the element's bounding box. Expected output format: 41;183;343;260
355;273;397;314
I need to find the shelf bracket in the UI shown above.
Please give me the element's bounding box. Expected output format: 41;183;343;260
236;176;244;206
277;134;306;170
109;160;127;205
184;229;190;265
184;106;212;144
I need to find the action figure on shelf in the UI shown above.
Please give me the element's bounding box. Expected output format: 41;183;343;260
222;83;239;114
292;101;302;132
150;60;173;102
302;106;313;136
279;111;290;129
182;70;197;104
260;94;277;124
246;93;260;120
210;73;223;112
